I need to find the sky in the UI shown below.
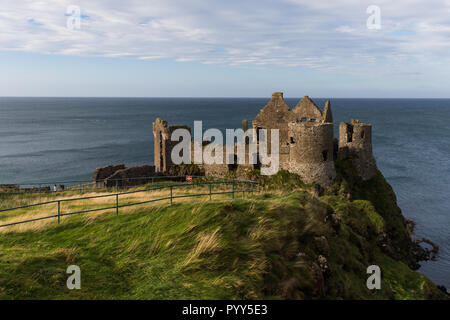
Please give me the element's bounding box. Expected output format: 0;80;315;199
1;0;450;98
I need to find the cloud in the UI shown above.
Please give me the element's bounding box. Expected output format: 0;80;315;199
1;0;450;75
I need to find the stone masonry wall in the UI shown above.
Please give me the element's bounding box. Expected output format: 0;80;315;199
288;122;336;186
338;120;377;180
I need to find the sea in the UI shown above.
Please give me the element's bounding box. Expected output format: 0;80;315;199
0;97;449;288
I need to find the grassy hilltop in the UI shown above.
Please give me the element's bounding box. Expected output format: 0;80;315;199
0;161;447;299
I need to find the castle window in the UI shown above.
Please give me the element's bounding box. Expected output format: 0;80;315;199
290;137;295;144
300;117;306;122
347;126;353;142
361;131;365;139
322;150;328;161
310;118;316;122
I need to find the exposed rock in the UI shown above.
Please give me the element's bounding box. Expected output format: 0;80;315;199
317;255;332;277
104;165;156;187
93;164;125;182
405;219;416;238
413;238;439;262
311;184;324;197
437;285;450;296
314;236;330;257
324;210;341;232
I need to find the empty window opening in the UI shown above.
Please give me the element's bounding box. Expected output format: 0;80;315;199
322;150;328;161
290;137;295;144
310;118;316;122
347;126;353;142
361;130;365;139
300;117;307;122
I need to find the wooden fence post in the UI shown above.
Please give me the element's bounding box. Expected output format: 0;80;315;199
170;186;173;205
209;183;212;201
232;181;235;199
116;194;119;216
57;200;60;224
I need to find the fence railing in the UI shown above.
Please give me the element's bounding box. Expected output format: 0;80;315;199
0;175;239;195
0;178;259;229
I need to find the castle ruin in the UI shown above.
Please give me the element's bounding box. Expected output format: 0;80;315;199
152;92;377;186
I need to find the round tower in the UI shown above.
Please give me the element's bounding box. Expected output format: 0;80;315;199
288;122;336;186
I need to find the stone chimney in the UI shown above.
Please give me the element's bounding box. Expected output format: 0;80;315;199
323;100;333;123
242;119;248;132
271;92;283;99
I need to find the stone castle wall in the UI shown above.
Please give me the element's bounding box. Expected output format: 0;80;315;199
338;120;377;180
151;92;377;186
288;122;336;186
153;118;191;173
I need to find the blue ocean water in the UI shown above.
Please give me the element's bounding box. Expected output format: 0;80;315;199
0;97;449;288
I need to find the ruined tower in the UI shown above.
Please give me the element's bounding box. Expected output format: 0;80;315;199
288;97;336;186
152;118;191;173
338;120;377;180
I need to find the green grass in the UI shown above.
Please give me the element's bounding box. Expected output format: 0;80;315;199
0;187;446;300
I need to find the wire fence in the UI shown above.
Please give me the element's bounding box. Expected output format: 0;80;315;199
0;175;225;195
0;175;243;209
0;177;259;229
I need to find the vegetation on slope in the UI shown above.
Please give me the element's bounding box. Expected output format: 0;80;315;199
0;174;446;299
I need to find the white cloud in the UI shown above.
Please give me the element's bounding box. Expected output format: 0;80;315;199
1;0;450;75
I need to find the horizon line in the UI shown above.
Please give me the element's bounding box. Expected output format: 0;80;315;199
1;96;450;99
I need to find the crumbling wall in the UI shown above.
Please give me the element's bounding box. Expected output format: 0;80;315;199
252;92;293;170
202;163;230;177
338;120;377;180
292;96;323;122
322;100;333;123
153;118;191;173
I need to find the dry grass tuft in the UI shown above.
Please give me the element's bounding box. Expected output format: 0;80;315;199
53;247;79;263
182;227;221;266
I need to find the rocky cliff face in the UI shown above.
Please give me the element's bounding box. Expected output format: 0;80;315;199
244;161;448;299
